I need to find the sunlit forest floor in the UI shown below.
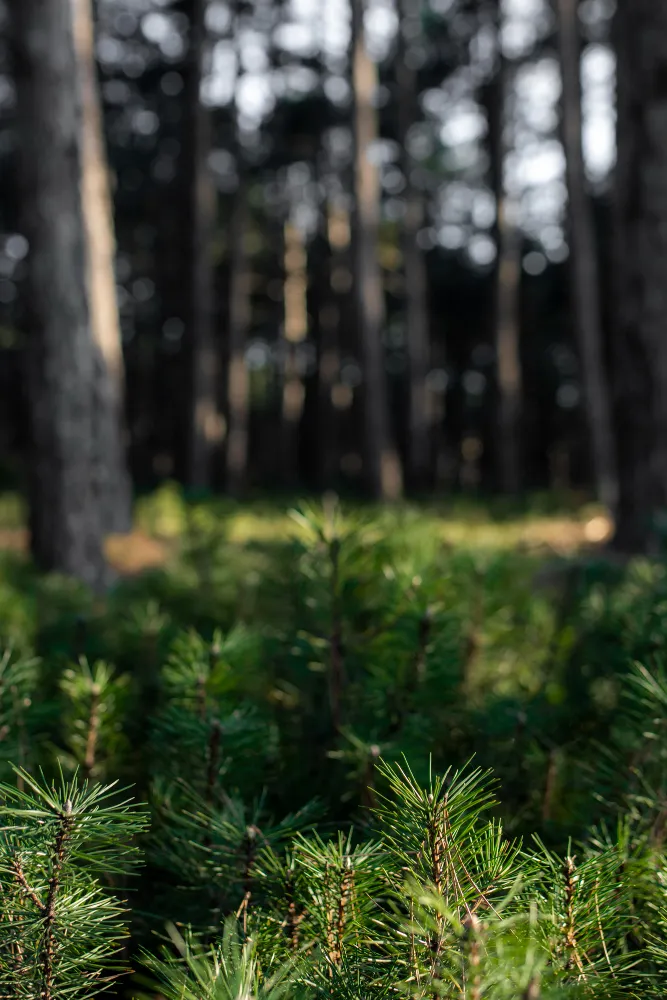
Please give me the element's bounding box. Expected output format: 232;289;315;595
0;485;614;575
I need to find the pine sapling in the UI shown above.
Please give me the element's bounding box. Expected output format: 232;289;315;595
0;765;147;999
58;657;130;782
0;649;42;785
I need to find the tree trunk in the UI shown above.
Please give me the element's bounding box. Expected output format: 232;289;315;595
186;0;221;491
488;21;523;495
612;0;667;553
316;197;348;490
556;0;618;512
71;0;132;535
281;217;308;488
396;0;431;492
12;0;108;589
350;0;403;501
225;182;251;497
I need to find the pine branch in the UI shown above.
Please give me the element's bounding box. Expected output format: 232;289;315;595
42;800;75;1000
83;684;101;781
0;765;147;999
11;857;45;912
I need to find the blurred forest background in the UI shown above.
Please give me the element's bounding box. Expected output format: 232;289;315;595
6;4;667;995
0;0;665;586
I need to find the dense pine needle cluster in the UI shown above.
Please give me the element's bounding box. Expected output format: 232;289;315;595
2;501;667;997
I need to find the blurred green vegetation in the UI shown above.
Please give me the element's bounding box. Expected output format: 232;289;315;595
4;489;667;995
0;485;647;844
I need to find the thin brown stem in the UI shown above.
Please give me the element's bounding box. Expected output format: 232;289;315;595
236;824;260;935
336;861;353;963
284;872;305;952
425;803;446;970
329;538;344;734
42;803;75;999
439;797;496;921
325;862;336;975
83;683;101;781
11;858;45;912
463;912;482;1000
523;979;540;999
563;855;585;978
235;889;252;935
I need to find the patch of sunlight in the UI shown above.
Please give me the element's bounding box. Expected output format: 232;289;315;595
0;493;26;529
0;486;615;571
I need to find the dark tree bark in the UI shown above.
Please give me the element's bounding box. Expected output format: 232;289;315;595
71;0;133;535
186;0;221;490
557;0;618;512
612;0;667;552
316;196;348;490
396;0;431;492
225;181;251;497
488;17;523;495
12;0;109;589
350;0;403;501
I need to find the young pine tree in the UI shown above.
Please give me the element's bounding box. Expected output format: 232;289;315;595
0;766;147;998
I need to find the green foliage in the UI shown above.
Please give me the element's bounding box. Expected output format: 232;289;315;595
0;649;42;780
57;658;130;782
137;756;659;998
2;499;667;996
137;917;306;1000
149;626;271;793
0;767;147;999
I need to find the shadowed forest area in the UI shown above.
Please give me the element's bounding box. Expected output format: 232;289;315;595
2;0;667;997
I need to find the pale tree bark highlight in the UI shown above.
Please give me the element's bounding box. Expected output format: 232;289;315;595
13;0;110;589
71;0;133;535
281;215;309;487
350;0;403;501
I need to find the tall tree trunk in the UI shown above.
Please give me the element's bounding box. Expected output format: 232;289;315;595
186;0;221;490
317;196;348;490
488;19;523;495
13;0;108;589
350;0;403;501
396;0;431;492
556;0;618;512
612;0;667;553
281;216;308;487
71;0;132;535
225;182;251;497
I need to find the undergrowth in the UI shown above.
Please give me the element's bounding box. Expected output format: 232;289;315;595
0;496;666;997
